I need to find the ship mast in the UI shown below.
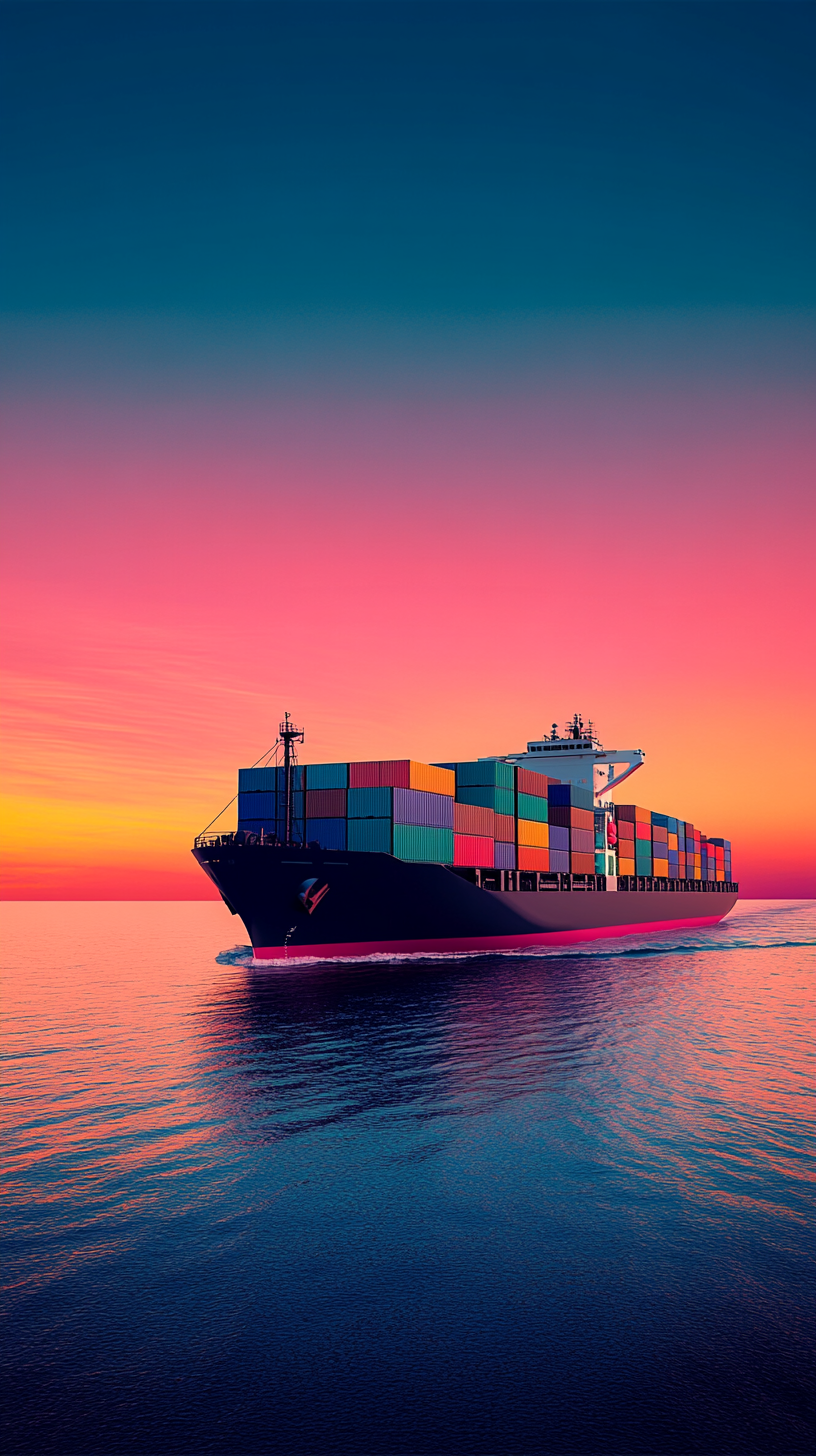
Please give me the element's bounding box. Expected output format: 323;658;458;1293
279;712;305;846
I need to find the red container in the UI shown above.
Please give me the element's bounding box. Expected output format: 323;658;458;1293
493;812;515;843
305;788;346;819
518;846;549;871
349;760;411;788
570;827;594;855
453;834;494;867
635;821;651;841
453;802;494;836
652;824;668;844
571;852;596;874
617;819;635;841
516;767;549;798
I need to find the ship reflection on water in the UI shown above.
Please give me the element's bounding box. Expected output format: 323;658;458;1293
2;901;813;1456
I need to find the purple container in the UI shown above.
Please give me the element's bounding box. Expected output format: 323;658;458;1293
392;786;454;829
494;840;516;870
570;827;594;855
549;824;569;852
549;849;569;873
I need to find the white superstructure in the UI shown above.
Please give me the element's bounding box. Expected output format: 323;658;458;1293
498;714;645;804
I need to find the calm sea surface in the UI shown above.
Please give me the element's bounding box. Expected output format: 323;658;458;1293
2;899;814;1456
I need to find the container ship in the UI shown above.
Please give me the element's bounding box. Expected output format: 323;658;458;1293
193;715;738;961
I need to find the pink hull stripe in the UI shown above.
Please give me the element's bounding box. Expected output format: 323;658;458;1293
253;915;726;961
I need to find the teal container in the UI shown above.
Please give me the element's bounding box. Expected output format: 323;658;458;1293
517;792;548;824
348;818;391;853
393;824;454;863
595;852;607;875
305;762;348;789
456;785;515;816
595;830;605;849
455;760;514;791
238;766;276;792
347;786;392;818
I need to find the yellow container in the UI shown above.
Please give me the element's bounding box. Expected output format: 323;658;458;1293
518;818;549;848
409;762;455;796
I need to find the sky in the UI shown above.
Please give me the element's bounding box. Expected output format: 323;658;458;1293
1;0;814;899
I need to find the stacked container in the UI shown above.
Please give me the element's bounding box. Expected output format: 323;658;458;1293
347;761;455;862
614;807;733;882
237;765;305;839
451;760;512;870
548;783;595;875
515;766;550;871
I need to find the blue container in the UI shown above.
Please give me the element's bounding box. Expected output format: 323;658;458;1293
548;824;569;852
494;841;515;869
305;762;348;790
347;818;391;853
393;825;454;863
393;787;454;829
668;864;679;878
667;817;678;834
517;792;548;824
455;760;514;791
547;783;594;811
348;786;392;818
238;767;276;793
668;849;679;865
238;790;276;820
305;818;346;851
651;813;668;828
456;785;515;816
549;849;569;873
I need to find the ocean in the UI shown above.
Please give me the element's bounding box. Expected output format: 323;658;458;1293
2;899;813;1455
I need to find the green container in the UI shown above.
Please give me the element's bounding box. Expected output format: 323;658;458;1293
456;784;515;816
393;824;454;863
348;818;391;853
347;786;392;818
305;762;348;789
455;760;514;790
595;852;607;875
517;791;548;823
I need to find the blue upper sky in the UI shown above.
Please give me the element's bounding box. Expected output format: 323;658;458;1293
2;0;813;312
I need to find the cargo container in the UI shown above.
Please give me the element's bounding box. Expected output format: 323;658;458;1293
456;784;515;817
347;786;392;818
454;760;514;790
305;788;347;819
548;783;594;811
453;801;494;837
349;761;454;794
515;767;551;798
305;762;349;790
517;791;548;824
494;841;516;870
548;824;569;853
493;812;516;843
392;824;454;863
517;819;549;848
306;818;347;851
347;818;391;853
454;834;494;867
548;848;570;873
570;827;594;855
518;847;549;871
549;804;593;831
571;852;595;874
393;787;454;829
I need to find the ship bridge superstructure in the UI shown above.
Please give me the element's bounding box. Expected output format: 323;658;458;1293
500;714;645;803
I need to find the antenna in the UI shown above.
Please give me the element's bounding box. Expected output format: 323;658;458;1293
279;711;305;846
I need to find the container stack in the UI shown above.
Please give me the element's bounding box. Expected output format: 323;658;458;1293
237;765;305;840
346;761;455;862
450;759;512;870
548;783;595;875
614;806;733;881
515;766;549;871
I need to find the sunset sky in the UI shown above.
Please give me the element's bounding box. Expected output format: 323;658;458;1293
2;0;814;899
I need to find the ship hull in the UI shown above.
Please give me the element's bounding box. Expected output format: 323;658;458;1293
194;844;737;962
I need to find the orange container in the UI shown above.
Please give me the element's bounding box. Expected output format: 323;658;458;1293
618;857;635;876
518;818;549;848
668;832;678;851
653;857;669;874
635;805;651;823
518;846;549;871
409;761;455;795
570;852;596;875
